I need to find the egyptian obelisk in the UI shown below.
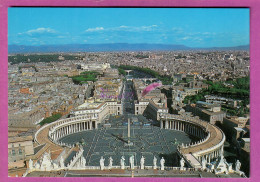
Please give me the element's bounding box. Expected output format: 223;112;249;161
128;118;130;144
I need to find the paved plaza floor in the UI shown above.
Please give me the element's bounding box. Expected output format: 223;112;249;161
59;115;195;167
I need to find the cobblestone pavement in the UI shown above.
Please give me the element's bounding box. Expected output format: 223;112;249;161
59;116;194;167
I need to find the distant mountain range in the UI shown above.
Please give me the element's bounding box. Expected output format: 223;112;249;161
8;43;249;53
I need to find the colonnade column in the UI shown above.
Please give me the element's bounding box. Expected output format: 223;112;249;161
90;121;93;130
57;129;60;138
58;129;61;138
95;121;98;129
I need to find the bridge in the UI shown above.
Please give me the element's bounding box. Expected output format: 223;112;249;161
133;78;159;83
125;70;132;75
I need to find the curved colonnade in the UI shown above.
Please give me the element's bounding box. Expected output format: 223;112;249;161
160;114;225;166
34;115;99;147
47;115;99;145
35;113;225;169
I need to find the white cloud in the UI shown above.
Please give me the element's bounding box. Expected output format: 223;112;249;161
85;27;104;32
84;25;158;33
119;25;128;28
193;37;203;41
178;36;203;42
181;36;191;40
122;25;158;32
28;27;56;34
18;27;57;36
138;25;158;31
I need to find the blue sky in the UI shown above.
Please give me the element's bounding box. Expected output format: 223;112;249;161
8;8;249;47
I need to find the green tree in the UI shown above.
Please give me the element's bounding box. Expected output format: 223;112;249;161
39;113;62;126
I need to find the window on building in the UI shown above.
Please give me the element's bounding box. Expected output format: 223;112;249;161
19;149;22;155
12;149;16;156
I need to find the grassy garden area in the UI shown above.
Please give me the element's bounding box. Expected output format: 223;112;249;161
70;71;101;84
183;76;249;116
39;113;62;126
118;68;126;76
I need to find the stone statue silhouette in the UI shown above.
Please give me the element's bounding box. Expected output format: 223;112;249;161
100;156;105;170
160;157;165;170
